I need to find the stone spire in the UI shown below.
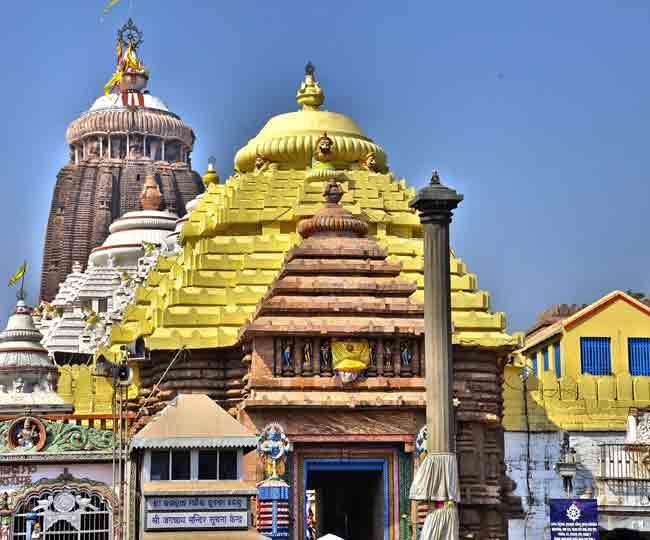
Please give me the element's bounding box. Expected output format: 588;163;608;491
296;178;368;239
296;61;325;111
140;172;162;210
0;298;66;408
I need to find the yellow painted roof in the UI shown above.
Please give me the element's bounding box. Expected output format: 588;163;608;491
104;168;514;352
102;68;516;353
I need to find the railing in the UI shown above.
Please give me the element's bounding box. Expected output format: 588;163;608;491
599;443;650;480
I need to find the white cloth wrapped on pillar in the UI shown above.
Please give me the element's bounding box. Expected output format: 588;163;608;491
409;452;460;502
420;505;459;540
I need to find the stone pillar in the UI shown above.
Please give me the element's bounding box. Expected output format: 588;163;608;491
126;133;130;158
161;139;166;161
408;171;463;540
99;136;103;158
108;134;112;158
143;134;148;158
74;146;79;165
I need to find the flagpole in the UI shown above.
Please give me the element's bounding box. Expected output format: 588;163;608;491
19;261;26;301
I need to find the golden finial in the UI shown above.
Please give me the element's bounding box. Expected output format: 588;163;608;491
203;156;220;186
296;61;325;111
430;170;441;186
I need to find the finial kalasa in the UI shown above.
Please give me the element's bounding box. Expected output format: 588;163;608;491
297;62;324;111
430;170;441;186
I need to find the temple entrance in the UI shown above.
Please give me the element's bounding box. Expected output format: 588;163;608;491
304;459;387;540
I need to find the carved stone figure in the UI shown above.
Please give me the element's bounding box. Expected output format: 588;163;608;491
359;151;378;172
320;340;332;369
383;340;393;369
13;378;24;394
17;418;38;449
312;132;335;169
281;340;292;368
370;342;378;366
302;340;312;368
254;154;270;173
257;423;291;480
400;341;412;367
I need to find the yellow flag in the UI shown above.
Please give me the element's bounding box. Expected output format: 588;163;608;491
103;0;121;14
8;261;27;287
332;340;370;372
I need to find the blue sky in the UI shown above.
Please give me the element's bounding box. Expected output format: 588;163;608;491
0;0;648;332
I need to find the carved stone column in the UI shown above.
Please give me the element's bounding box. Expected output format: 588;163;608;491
408;171;463;540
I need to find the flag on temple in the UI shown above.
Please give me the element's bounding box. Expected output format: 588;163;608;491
332;340;370;372
103;0;122;14
7;261;27;287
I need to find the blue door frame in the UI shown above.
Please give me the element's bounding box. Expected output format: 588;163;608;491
303;458;389;540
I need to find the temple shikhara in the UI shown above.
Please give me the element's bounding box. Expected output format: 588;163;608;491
40;18;203;302
12;15;649;540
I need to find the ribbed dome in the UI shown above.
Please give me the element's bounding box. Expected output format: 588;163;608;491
89;209;178;267
234;66;387;173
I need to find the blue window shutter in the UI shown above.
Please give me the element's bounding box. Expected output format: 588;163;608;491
554;343;562;378
629;338;650;376
543;348;549;371
580;337;611;375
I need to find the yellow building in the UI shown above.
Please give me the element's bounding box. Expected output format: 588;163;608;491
503;290;650;539
504;290;650;432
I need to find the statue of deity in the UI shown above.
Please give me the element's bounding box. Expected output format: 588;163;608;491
400;341;412;367
303;340;312;367
13;378;24;394
281;340;292;368
383;340;393;369
257;423;291;480
370;342;377;366
17;418;38;449
320;340;332;369
254;154;270;173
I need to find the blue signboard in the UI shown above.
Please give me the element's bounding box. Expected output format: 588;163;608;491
550;499;599;539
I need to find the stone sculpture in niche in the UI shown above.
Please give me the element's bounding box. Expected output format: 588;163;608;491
319;340;332;370
400;340;413;368
302;340;312;369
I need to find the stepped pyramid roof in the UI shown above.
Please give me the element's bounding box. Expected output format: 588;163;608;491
102;66;516;353
243;178;423;337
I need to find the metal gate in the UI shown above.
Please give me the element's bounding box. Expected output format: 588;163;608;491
12;487;112;540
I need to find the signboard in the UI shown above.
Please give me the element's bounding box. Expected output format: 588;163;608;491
146;510;248;529
0;464;112;491
146;496;247;511
550;499;599;540
144;495;250;531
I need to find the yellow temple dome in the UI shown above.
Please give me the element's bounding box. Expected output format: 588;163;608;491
234;63;387;173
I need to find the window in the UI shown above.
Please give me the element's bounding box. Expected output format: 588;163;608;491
531;354;538;376
629;338;650;376
580;337;611;375
171;450;191;480
543;348;549;371
554;343;562;378
199;450;218;480
151;450;170;481
13;486;112;540
150;450;241;481
219;450;238;480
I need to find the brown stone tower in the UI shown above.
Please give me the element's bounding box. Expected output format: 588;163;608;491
40;19;204;301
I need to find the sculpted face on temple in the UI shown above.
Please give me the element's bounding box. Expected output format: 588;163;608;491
360;151;378;172
315;132;334;162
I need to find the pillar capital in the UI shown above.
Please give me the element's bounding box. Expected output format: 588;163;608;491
409;170;463;224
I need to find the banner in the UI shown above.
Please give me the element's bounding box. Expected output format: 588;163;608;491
550;499;599;539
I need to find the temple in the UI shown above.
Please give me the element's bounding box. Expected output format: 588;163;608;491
40;18;204;301
87;64;520;539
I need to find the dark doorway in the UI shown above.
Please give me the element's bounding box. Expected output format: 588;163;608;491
307;469;384;540
601;529;650;540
